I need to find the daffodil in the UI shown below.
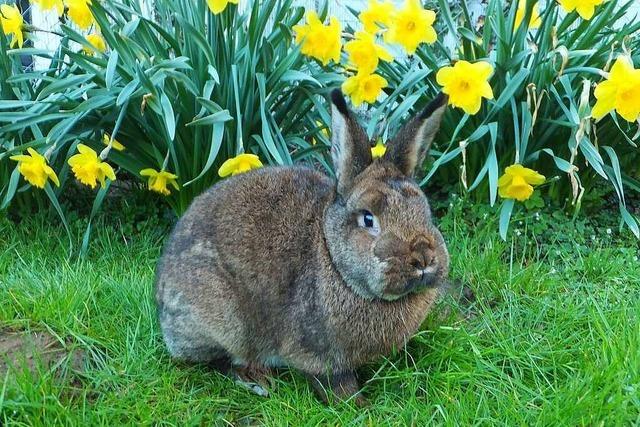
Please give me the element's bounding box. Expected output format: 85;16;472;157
218;153;263;177
514;1;541;30
359;0;394;34
342;72;387;107
103;134;125;151
30;0;64;16
558;0;604;20
83;33;106;54
207;0;238;15
592;56;640;123
344;31;393;74
436;60;494;115
0;4;24;48
498;164;545;201
66;0;95;30
312;121;329;145
371;140;386;159
68;144;116;189
384;0;437;55
140;168;179;196
293;11;342;66
10;148;60;189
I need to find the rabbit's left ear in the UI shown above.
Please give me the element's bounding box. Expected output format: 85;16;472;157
330;89;373;196
384;93;448;177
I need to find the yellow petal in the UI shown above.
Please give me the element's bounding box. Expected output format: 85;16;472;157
557;0;575;13
498;172;513;188
26;147;44;161
76;143;97;157
99;162;116;182
375;44;393;62
473;61;494;80
207;0;230;14
575;4;595;20
463;97;483;115
10;154;31;162
521;169;545;185
140;168;158;177
218;157;239;177
160;171;178;180
436;66;454;86
616;104;640;123
479;81;494;100
591;97;615;120
44;165;60;187
371;141;386;159
103;134;125;151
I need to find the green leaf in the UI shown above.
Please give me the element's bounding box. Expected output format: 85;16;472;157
183;122;225;187
44;183;73;256
160;93;176;141
80;181;112;255
186;110;233;127
106;51;119;89
0;167;21;210
499;199;515;241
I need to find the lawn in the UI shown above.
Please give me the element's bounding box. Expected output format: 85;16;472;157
1;203;639;425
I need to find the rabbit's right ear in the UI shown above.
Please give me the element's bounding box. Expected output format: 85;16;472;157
330;89;372;196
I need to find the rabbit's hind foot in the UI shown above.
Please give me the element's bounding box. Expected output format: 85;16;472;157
232;363;274;397
307;370;368;407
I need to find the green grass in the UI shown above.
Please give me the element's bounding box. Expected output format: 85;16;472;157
0;204;639;425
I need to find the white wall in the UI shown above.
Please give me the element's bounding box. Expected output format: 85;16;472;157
24;0;640;69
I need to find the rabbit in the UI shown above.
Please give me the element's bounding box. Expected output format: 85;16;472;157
155;89;450;405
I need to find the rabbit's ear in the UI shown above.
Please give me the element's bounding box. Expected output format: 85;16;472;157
330;89;373;195
384;93;448;177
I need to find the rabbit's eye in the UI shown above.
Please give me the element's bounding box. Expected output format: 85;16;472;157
363;211;374;227
358;210;380;235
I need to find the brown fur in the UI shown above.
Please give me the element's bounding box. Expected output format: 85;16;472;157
155;90;449;403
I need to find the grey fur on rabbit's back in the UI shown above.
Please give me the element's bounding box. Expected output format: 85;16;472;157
155;90;450;403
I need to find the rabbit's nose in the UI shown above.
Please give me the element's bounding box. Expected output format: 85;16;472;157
409;252;430;270
409;238;435;270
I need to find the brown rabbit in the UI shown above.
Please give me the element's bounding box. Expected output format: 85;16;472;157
155;90;450;404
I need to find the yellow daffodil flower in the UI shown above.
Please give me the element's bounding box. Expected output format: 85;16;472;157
68;144;116;189
515;1;541;30
0;4;24;48
436;60;494;115
293;11;342;66
83;33;106;54
218;153;263;177
384;0;437;55
66;0;95;30
207;0;238;15
371;139;386;159
10;147;60;189
592;56;640;123
498;164;545;201
344;31;393;74
312;121;329;145
359;0;394;34
558;0;604;20
30;0;64;16
342;72;388;107
140;168;179;196
103;134;125;151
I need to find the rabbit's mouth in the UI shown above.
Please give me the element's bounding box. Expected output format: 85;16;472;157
407;266;440;291
378;264;442;301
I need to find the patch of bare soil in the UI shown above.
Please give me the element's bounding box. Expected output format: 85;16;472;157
0;329;84;378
